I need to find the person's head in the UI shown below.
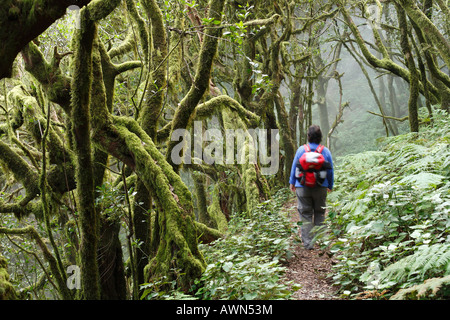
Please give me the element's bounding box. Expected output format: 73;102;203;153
307;125;322;144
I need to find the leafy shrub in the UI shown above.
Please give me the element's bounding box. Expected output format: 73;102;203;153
390;275;450;300
140;272;196;300
321;108;450;299
193;188;301;300
379;243;450;288
140;188;300;300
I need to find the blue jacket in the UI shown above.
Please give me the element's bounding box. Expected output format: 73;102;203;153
289;143;334;189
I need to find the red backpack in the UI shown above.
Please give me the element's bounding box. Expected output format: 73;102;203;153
295;144;330;187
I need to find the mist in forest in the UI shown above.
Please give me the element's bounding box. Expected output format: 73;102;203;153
309;19;411;160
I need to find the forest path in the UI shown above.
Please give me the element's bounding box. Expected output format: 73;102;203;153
282;197;340;300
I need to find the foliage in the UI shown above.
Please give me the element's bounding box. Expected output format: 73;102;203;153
194;188;300;300
140;188;301;300
0;254;17;299
0;0;449;300
379;243;450;287
139;270;196;300
321;107;450;299
95;182;129;221
390;275;450;300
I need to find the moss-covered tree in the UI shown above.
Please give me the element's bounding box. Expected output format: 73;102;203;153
0;0;92;79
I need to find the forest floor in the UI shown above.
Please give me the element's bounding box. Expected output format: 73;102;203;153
283;197;341;300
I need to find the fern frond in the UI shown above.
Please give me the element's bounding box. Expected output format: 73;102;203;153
380;243;450;286
390;275;450;300
408;145;449;173
338;151;387;170
387;143;427;169
418;245;449;278
432;248;450;275
398;172;446;190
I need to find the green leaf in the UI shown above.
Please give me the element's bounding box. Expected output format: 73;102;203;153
357;180;370;190
222;261;233;272
243;292;258;300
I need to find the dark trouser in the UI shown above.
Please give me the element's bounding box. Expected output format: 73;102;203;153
296;187;327;249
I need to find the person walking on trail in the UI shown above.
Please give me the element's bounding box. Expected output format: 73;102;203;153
289;125;334;250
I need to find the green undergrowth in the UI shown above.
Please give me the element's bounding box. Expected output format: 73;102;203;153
141;188;301;300
319;107;450;300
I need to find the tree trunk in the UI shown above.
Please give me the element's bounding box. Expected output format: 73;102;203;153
70;0;123;299
70;7;100;300
396;4;420;132
396;0;450;69
0;0;91;79
338;1;440;104
98;218;127;300
0;255;17;300
313;54;331;139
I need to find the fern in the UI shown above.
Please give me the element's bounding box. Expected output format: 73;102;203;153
398;172;446;189
388;143;428;169
379;243;450;288
326;109;450;298
405;143;449;174
337;151;387;174
334;151;387;188
390;275;450;300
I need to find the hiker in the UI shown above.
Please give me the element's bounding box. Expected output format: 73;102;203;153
289;125;334;250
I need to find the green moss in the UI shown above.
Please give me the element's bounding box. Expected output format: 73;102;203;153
0;197;40;219
90;40;110;127
396;3;420;132
107;30;136;59
125;0;149;63
138;0;168;139
194;220;223;243
168;15;184;89
339;5;408;81
86;0;122;21
207;183;228;233
166;0;226;170
70;7;100;300
7;85;76;198
21;42;72;113
0;139;40;204
221;109;270;214
0;255;17;300
109;117;205;290
398;0;450;69
193;95;260;128
114;116;195;211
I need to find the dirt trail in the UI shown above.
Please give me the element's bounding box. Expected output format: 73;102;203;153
283;198;340;300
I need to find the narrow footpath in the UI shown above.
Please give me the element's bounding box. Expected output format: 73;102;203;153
283;198;340;300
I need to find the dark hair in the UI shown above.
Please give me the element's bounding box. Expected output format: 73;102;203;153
307;125;322;144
